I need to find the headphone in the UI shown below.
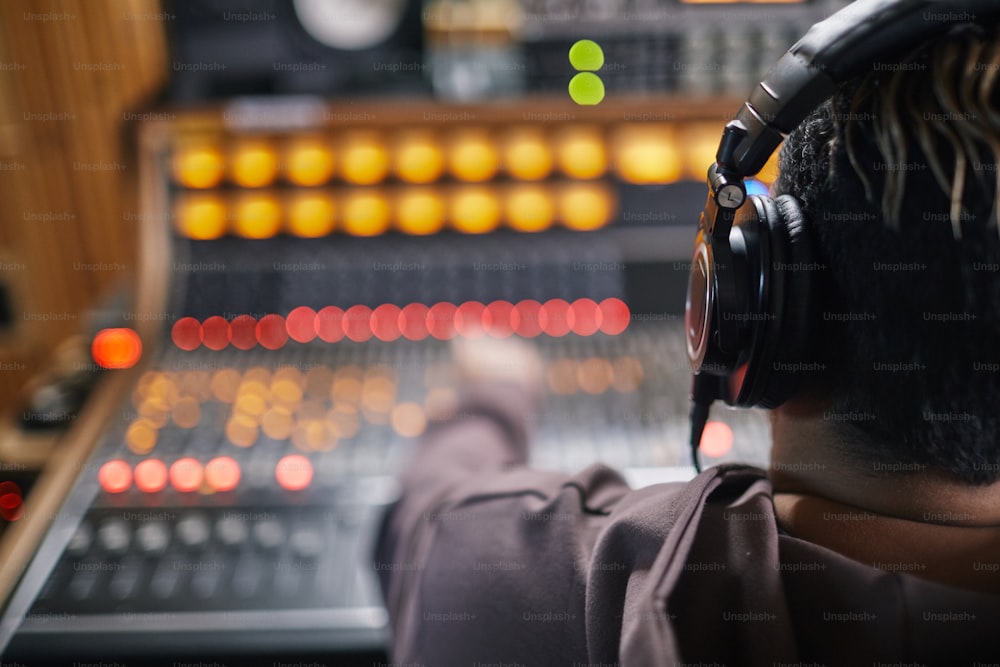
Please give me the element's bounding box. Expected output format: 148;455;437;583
685;0;1000;472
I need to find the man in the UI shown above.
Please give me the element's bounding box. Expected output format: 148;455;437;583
376;16;1000;666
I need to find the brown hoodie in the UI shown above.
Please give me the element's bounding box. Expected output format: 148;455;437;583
375;385;1000;665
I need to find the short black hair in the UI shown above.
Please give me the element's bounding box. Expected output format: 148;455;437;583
773;24;1000;485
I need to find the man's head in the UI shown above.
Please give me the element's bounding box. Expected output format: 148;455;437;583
772;24;1000;485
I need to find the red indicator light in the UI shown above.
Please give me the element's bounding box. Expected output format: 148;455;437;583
92;328;142;369
539;299;573;337
201;316;232;350
171;317;203;351
134;459;169;493
98;460;133;494
316;306;345;343
598;298;630;335
0;483;22;522
230;315;258;350
570;298;602;336
205;456;241;492
700;421;734;458
484;300;515;338
455;301;486;338
399;303;430;341
169;457;204;493
427;302;458;340
511;300;543;338
256;314;288;350
286;306;318;343
275;454;313;491
343;305;374;342
371;304;403;341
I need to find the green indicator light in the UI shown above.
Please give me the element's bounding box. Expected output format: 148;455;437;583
568;72;605;106
569;39;605;71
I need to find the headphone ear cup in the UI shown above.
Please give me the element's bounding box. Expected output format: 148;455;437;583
756;194;815;408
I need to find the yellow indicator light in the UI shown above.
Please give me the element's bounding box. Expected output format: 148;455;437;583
395;132;444;184
450;187;501;234
171;396;202;429
555;126;606;179
233;194;282;239
175;195;227;240
557;183;615;231
448;131;499;182
390;402;427;438
613;125;682;184
343;192;391;236
611;356;644;393
138;397;170;429
261;405;294;440
342;133;389;185
226;414;259;448
577;357;614;395
172;145;225;189
505;185;554;232
396;188;446;235
547;359;578;395
284;138;334;186
210;369;242;403
502;129;553;181
125;418;158;455
287;193;335;238
680;122;726;180
230;141;278;188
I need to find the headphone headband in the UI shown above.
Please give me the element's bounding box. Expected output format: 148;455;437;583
723;0;1000;178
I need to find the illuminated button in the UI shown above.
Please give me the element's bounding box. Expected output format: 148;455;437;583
138;397;170;429
275;454;314;491
577;357;614;394
135;522;170;555
700;421;734;458
261;405;294;440
454;301;486;338
304;366;334;398
286;306;318;343
331;372;362;406
342;192;391;236
557;183;614;231
230;141;278;188
555;126;606;179
547;359;579;395
399;303;430;341
226;414;260;448
539;299;573;337
371;304;402;342
175;513;211;549
291;419;333;452
92;328;142;369
598;297;630;335
256;314;288;350
230;315;258;350
361;376;396;416
448;131;498;182
484;300;515;338
210;368;241;403
215;516;249;548
98;460;132;494
613;125;681;184
450;187;500;234
570;298;602;336
396;188;445;235
201;316;232;351
395;132;444;183
505;185;554;232
234;388;267;416
169;457;204;493
427;302;458;340
171;317;203;351
233;194;282;239
284;138;334;186
341;133;389;185
343;305;374;342
270;377;303;406
253;519;286;549
180;370;213;402
512;300;543;338
286;193;335;238
171;396;201;429
172;145;224;189
316;306;345;343
125;419;158;455
175;195;227;240
134;459;169;493
390;402;427;438
96;519;131;555
502;129;553;181
205;456;241;492
611;356;643;393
